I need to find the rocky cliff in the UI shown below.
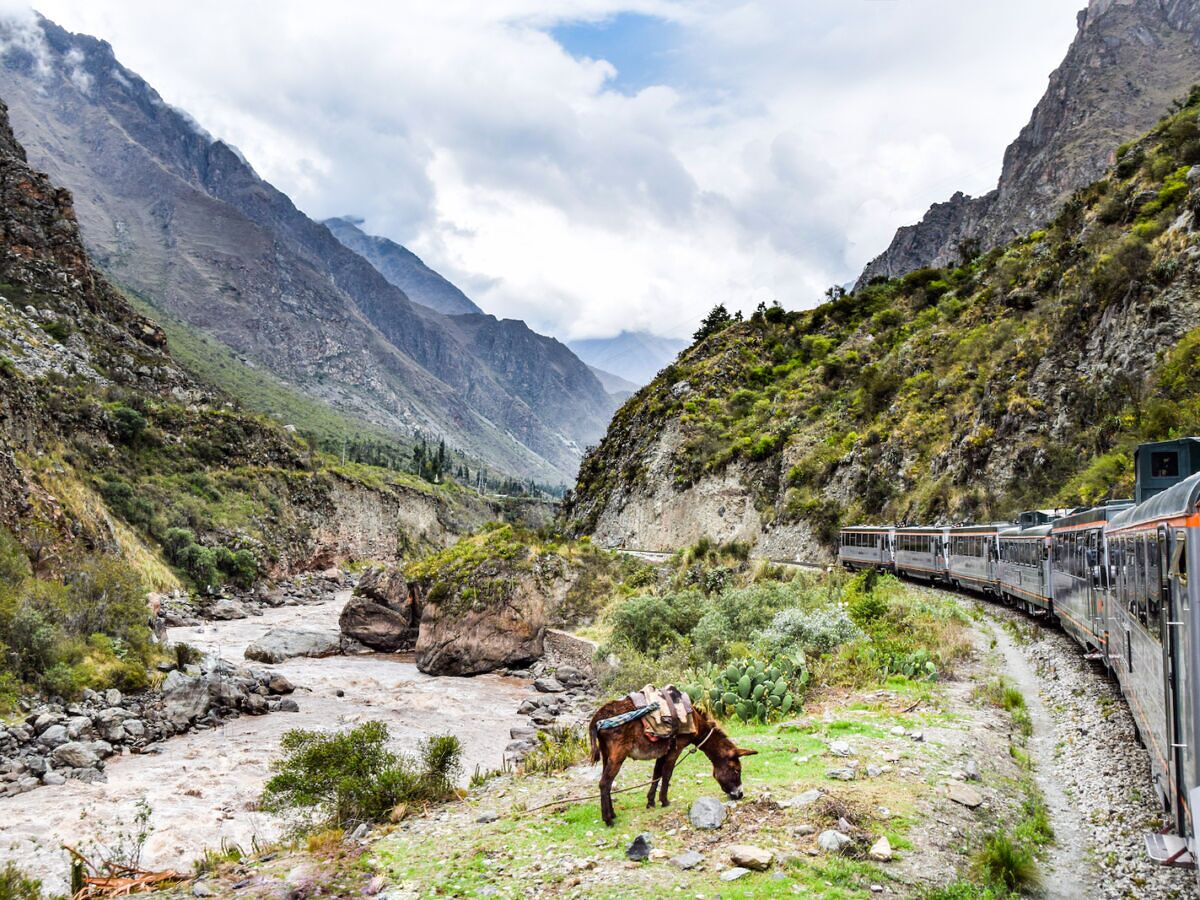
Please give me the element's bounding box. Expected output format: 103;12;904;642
0;14;613;484
858;0;1200;285
567;90;1200;555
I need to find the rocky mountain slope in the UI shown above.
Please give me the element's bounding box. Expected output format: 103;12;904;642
566;90;1200;558
858;0;1200;285
0;95;489;590
323;216;482;316
0;15;613;484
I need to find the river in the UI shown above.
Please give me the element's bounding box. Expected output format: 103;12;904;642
0;593;530;892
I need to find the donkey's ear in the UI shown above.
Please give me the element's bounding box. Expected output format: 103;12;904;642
735;747;758;757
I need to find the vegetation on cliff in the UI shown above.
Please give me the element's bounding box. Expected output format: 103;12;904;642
567;87;1200;539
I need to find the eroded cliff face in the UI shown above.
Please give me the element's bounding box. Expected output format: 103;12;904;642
859;0;1200;284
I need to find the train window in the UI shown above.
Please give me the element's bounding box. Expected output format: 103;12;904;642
1169;532;1188;587
1151;451;1179;478
1134;538;1148;628
1149;534;1163;644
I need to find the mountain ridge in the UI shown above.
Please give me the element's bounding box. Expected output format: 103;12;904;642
858;0;1200;286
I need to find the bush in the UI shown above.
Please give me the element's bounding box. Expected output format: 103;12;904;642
112;406;148;445
520;726;589;776
0;862;46;900
972;833;1039;893
759;606;863;655
261;722;462;832
607;590;706;655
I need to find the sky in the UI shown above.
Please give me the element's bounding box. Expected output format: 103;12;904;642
18;1;1084;342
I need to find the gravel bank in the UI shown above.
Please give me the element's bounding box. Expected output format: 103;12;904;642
970;597;1194;899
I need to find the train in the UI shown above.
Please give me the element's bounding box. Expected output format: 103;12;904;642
838;437;1200;873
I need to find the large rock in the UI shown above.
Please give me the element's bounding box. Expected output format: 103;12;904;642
245;628;342;664
51;742;99;769
162;671;211;728
355;566;412;613
729;845;773;871
339;595;412;652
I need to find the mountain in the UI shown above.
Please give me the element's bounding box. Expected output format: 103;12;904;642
588;366;638;398
567;331;688;386
858;0;1200;285
323;216;482;316
0;15;612;484
565;90;1200;560
0;96;490;582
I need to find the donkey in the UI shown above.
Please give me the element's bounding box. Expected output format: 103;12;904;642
588;698;757;826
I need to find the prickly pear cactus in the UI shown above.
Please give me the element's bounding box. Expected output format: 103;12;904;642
699;654;809;724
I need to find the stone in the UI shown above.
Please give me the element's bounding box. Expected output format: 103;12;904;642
350;823;369;841
476;812;499;824
779;789;822;808
720;867;750;882
868;836;892;862
38;724;70;748
24;756;47;776
339;595;413;652
244;628;342;663
516;699;539;715
965;759;979;781
817;830;852;853
104;689;122;707
162;673;211;728
946;783;984;808
192;882;214;897
208;599;249;621
790;824;817;837
826;768;855;781
890;725;906;736
42;772;66;786
530;709;557;726
243;693;269;715
829;740;851;757
555;666;588;688
670;850;703;870
51;742;99;769
355;566;412;611
278;699;300;713
729;845;773;871
66;716;93;740
866;765;883;778
123;719;146;740
510;726;537;739
689;796;726;830
533;677;565;693
625;833;652;862
908;730;924;742
268;674;295;695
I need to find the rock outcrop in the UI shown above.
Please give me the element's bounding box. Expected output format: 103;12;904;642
858;0;1200;285
339;566;417;652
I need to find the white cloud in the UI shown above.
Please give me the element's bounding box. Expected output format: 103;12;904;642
23;0;1082;340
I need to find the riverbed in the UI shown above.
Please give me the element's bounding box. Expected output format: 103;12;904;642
0;594;530;892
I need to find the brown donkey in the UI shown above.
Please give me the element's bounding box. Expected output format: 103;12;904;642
588;698;757;826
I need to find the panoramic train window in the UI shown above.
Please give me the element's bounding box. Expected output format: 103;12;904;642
1151;451;1179;478
1134;537;1149;628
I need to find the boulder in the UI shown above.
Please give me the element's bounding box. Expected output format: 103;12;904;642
868;836;893;862
355;566;412;612
207;599;249;621
268;674;295;695
51;742;99;769
339;595;412;651
689;796;726;830
245;628;342;664
162;672;211;728
37;724;69;748
946;783;984;808
533;677;564;694
720;868;750;882
729;845;773;871
625;834;652;862
415;583;547;677
670;850;704;870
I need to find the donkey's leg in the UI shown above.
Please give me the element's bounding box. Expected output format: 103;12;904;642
646;757;664;809
600;754;624;826
659;745;683;807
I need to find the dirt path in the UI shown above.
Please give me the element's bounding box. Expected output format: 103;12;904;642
988;617;1098;897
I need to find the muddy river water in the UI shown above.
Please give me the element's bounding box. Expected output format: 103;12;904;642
0;594;530;892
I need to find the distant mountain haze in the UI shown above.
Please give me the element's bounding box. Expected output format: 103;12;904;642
567;331;688;386
323;216;483;316
0;14;615;484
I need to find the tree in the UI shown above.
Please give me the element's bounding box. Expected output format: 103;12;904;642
693;304;735;343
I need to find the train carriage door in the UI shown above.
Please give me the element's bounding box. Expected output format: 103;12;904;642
1088;530;1101;635
1164;527;1191;835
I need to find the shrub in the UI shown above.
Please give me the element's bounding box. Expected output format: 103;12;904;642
112;406;148;445
607;590;706;655
520;726;589;776
759;606;863;656
261;722;462;832
972;833;1039;893
0;862;46;900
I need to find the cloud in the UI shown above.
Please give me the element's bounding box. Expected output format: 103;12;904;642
23;0;1082;340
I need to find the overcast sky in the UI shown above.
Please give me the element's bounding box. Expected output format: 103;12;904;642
24;1;1084;341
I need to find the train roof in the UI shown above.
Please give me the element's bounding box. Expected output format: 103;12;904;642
840;524;892;531
1108;471;1200;532
893;525;948;533
1051;500;1133;531
1000;524;1054;538
945;522;1011;533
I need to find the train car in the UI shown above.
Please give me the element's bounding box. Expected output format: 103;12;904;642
946;525;1005;595
1103;472;1200;866
1049;500;1131;654
837;526;893;571
997;524;1054;613
893;526;948;582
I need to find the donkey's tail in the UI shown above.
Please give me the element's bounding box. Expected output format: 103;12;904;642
588;719;601;764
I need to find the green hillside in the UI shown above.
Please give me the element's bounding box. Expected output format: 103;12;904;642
567;88;1200;541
